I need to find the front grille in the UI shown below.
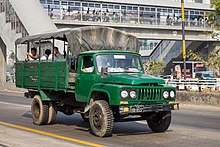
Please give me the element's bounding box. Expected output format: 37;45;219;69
138;88;162;101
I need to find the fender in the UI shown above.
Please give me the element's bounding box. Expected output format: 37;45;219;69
89;83;121;105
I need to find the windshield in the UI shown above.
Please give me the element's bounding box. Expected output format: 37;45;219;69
203;73;213;78
96;54;143;73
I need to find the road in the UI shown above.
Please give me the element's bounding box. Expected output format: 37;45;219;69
0;91;220;147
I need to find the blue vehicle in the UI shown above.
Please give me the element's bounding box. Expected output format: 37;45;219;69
195;71;214;80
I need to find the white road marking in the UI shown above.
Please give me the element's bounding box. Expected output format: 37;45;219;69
0;101;30;108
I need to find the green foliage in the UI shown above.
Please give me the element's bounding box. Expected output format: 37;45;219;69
144;60;165;76
208;0;220;30
188;48;220;73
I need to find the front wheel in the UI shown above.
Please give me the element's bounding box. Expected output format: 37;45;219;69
89;100;114;137
147;111;171;132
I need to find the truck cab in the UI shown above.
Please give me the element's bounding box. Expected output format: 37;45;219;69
15;26;179;137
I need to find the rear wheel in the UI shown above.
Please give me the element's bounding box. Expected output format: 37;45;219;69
89;100;114;137
47;102;57;124
147;111;171;132
31;95;49;125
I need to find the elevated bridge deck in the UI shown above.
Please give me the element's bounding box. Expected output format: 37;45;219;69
54;20;215;41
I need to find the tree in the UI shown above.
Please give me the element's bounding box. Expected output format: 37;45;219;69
188;1;220;76
188;49;220;76
208;0;220;30
144;60;165;76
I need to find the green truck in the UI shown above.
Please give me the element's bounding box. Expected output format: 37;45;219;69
15;26;179;137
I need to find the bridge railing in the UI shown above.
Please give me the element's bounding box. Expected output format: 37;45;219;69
167;78;220;92
40;2;212;29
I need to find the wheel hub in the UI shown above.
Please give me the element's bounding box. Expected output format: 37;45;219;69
152;113;162;125
34;102;40;119
93;109;103;129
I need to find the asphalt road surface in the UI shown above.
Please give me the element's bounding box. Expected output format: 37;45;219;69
0;91;220;147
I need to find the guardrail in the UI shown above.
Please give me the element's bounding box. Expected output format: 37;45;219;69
167;78;220;92
40;2;212;30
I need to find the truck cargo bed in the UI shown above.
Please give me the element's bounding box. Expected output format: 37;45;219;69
16;60;74;91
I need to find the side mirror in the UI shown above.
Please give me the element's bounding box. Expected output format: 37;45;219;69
101;67;108;79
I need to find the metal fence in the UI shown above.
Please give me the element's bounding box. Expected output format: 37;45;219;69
39;1;213;29
167;79;220;92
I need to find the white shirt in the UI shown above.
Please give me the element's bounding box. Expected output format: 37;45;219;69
49;54;59;61
41;55;49;60
29;53;39;61
82;66;94;73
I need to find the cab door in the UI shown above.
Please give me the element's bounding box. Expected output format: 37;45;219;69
75;55;95;102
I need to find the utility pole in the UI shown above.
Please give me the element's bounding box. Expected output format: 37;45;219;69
181;0;186;80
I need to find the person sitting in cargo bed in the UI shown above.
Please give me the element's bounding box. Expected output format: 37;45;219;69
49;47;63;61
25;47;39;61
41;49;51;60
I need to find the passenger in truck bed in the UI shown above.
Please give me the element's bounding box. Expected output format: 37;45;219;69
49;47;63;61
25;47;39;61
41;49;51;60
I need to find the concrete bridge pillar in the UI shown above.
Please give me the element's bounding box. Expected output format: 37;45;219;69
0;37;6;82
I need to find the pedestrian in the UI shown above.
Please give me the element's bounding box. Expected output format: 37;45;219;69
166;15;170;25
61;8;66;20
194;17;198;26
49;8;54;19
150;16;153;25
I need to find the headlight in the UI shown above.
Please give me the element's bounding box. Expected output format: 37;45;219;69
170;91;175;98
163;91;169;99
121;90;128;98
130;91;136;99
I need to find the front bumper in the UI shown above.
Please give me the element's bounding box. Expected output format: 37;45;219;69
119;102;179;115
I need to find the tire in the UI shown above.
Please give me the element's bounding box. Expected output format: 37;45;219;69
31;95;49;125
47;102;57;124
147;111;171;132
80;113;89;122
89;100;114;137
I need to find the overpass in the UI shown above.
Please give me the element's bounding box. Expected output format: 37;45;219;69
54;20;215;41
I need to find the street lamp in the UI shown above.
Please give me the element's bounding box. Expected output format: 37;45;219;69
181;0;186;80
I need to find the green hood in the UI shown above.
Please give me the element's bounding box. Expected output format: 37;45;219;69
105;73;165;85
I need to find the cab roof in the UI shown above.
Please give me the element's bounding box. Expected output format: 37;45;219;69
79;50;140;56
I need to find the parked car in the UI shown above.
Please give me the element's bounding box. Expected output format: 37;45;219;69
195;71;214;80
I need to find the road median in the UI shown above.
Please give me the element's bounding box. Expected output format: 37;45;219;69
177;91;220;107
